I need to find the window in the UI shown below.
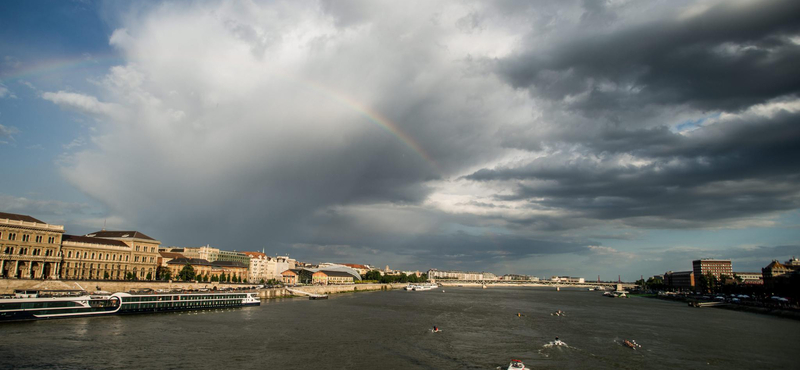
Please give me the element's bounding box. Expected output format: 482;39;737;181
112;254;116;261
8;233;16;241
35;235;43;243
91;253;95;259
125;255;129;262
22;234;30;242
48;236;55;244
136;246;140;252
68;251;72;258
135;256;139;262
84;252;88;259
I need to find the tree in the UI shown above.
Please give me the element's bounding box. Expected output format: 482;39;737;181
211;274;219;282
146;272;152;281
363;270;382;281
178;264;196;281
219;273;227;283
697;272;719;294
125;272;136;281
160;270;172;281
260;279;266;285
103;271;110;280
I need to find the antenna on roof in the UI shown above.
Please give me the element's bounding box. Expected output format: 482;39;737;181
102;218;106;231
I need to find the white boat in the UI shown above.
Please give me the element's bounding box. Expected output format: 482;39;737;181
507;359;529;370
408;283;437;291
0;290;260;322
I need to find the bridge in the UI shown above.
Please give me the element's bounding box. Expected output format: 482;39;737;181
434;280;636;289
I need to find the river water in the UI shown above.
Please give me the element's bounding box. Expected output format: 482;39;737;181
1;287;798;369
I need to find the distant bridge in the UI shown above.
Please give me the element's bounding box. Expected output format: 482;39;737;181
434;280;636;289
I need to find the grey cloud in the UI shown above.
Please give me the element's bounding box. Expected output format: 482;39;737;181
0;195;92;217
467;109;800;228
497;0;800;113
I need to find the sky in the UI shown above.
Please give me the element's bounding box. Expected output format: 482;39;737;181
1;0;799;280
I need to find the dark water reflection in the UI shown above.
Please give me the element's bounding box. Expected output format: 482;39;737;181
1;287;798;369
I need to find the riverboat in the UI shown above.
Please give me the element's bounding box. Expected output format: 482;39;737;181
0;291;260;322
408;283;437;291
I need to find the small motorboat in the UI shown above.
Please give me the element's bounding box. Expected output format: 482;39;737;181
507;359;529;370
551;310;565;316
623;339;641;350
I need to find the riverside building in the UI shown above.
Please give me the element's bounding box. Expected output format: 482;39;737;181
692;259;733;281
0;212;64;279
427;269;498;281
1;211;161;281
82;230;161;280
663;271;695;291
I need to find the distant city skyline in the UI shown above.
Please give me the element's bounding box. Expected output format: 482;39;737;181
1;0;799;280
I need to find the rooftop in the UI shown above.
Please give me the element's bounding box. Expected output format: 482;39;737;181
86;230;156;241
62;234;129;248
0;212;45;223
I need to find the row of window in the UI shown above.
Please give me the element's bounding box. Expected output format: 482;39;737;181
134;245;157;253
2;246;58;257
0;232;56;244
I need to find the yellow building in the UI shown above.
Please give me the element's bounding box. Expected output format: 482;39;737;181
312;270;355;285
166;257;249;281
61;235;134;280
0;212;65;279
84;230;161;280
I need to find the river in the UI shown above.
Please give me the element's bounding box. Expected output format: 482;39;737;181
1;286;798;369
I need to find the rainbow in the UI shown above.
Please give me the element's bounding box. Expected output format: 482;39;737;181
2;56;438;171
295;77;438;170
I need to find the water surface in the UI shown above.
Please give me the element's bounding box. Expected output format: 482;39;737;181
1;287;798;369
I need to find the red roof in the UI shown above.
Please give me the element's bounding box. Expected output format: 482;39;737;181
242;251;267;258
342;263;368;269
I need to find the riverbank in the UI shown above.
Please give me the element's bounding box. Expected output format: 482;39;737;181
646;294;800;320
259;283;406;299
436;281;632;289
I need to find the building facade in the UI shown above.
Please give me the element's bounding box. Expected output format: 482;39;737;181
243;252;273;283
734;272;763;285
61;235;138;280
0;212;64;279
692;259;733;280
427;269;497;281
663;271;695;291
83;230;161;280
311;270;355;285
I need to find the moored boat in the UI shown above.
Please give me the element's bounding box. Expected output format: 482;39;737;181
0;290;260;322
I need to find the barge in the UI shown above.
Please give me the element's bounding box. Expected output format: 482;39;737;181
0;290;260;322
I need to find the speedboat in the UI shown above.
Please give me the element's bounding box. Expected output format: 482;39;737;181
623;339;641;350
507;359;529;370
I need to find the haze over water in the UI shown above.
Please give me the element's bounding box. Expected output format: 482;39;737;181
1;287;798;369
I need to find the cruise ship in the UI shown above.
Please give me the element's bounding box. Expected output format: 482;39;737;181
0;290;261;322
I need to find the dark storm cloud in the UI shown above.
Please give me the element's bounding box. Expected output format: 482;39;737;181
497;0;800;113
466;109;800;227
397;231;589;270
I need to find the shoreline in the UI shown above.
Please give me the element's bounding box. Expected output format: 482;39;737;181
644;294;800;321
